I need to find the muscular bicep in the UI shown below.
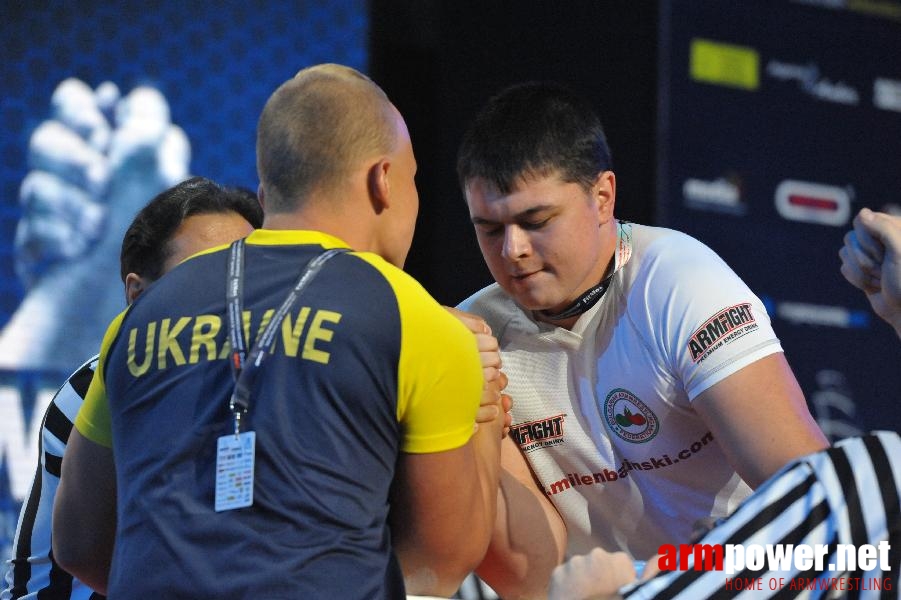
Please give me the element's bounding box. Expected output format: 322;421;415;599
693;353;828;489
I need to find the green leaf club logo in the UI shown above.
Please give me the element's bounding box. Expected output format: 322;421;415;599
604;388;659;443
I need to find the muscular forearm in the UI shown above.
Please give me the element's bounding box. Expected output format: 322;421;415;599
393;407;504;597
472;386;505;535
477;439;567;599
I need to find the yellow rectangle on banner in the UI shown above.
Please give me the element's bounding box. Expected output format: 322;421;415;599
690;38;759;90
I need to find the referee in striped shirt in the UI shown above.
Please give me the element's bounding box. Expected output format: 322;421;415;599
548;208;901;599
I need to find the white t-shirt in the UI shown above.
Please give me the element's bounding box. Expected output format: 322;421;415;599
459;222;782;560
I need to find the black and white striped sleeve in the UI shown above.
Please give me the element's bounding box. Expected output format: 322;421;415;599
2;355;105;600
624;431;901;599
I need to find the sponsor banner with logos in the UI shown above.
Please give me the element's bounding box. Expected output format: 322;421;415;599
659;0;901;439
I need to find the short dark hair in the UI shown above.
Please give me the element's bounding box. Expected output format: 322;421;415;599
456;82;613;195
119;176;263;282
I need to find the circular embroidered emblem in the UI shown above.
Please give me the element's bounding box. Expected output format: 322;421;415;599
603;388;659;443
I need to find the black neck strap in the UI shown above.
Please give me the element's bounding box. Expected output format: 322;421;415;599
538;271;614;321
538;220;633;322
226;239;347;430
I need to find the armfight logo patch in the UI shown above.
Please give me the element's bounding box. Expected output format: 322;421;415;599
688;303;758;363
510;414;566;453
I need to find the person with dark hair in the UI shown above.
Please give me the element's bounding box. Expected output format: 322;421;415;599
2;175;260;600
118;177;262;284
456;81;828;598
542;207;901;599
53;64;505;599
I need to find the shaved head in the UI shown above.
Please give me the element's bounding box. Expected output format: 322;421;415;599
256;64;398;213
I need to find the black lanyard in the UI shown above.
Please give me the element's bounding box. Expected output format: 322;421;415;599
225;238;347;434
538;272;615;321
538;220;632;322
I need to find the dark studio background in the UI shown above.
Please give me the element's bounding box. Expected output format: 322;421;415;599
371;0;659;305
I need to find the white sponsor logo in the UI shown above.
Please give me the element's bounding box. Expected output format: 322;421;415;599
766;60;860;105
874;77;901;113
682;177;746;215
775;180;852;226
660;541;892;575
776;301;854;328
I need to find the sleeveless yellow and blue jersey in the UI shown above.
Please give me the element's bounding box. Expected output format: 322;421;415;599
75;229;483;599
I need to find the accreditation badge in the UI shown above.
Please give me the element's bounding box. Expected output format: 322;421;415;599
215;430;255;511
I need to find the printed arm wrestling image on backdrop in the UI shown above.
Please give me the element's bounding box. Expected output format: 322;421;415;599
0;77;190;374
